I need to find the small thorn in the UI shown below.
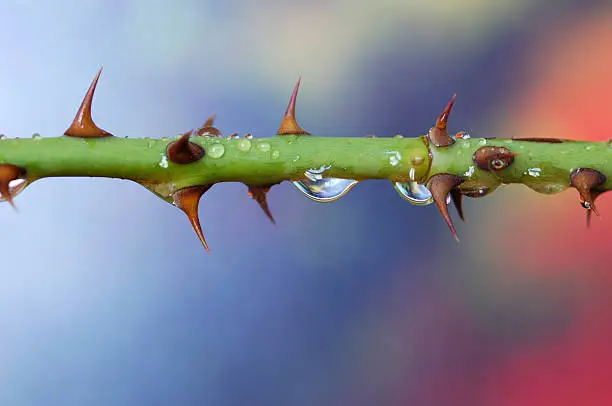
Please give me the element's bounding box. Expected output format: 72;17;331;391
427;173;464;240
196;114;222;137
570;168;606;216
450;189;464;221
166;130;205;164
427;95;456;147
0;164;26;210
248;185;276;224
277;77;310;135
64;68;112;138
173;185;213;253
586;209;592;229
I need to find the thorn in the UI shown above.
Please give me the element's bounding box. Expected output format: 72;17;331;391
166;130;205;164
247;185;276;224
64;68;113;138
586;208;592;229
427;95;456;147
173;185;213;253
427;173;464;241
196;114;222;137
277;77;310;135
450;189;464;221
570;168;606;216
0;164;26;210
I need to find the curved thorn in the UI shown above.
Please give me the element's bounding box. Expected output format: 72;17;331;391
570;168;606;216
64;68;112;138
173;185;213;253
428;95;456;147
166;130;205;164
0;164;26;211
277;77;310;135
427;174;464;241
450;189;464;221
247;185;276;224
196;114;221;137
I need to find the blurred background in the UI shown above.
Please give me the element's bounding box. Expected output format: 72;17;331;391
0;0;611;405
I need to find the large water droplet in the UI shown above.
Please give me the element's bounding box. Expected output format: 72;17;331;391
207;143;225;159
393;181;433;206
236;139;252;152
0;178;28;203
256;142;271;152
293;167;358;202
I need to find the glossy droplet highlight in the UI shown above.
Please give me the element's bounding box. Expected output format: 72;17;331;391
292;166;358;202
207;143;225;159
236;138;252;152
256;142;271;152
0;177;28;203
393;181;433;206
271;150;280;159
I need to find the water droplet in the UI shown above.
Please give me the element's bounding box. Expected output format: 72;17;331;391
0;135;6;140
161;136;170;142
386;151;402;166
293;155;301;162
393;181;433;206
411;156;425;166
527;167;541;177
245;133;254;140
0;178;28;203
394;134;404;139
158;153;169;168
293;167;358;202
458;132;471;140
236;139;252;152
271;150;280;159
256;142;271;152
31;133;41;139
527;182;567;195
207;143;225;159
229;133;240;139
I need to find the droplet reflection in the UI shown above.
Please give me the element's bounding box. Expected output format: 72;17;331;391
0;178;28;203
293;167;358;202
393;181;433;206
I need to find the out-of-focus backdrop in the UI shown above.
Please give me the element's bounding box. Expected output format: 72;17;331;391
1;1;611;405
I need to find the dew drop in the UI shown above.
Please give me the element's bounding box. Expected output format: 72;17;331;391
31;133;41;139
245;133;254;140
158;153;169;168
207;143;225;159
256;142;271;152
236;139;252;152
0;135;6;140
271;150;280;159
394;134;404;139
229;133;240;140
293;166;358;202
393;181;433;206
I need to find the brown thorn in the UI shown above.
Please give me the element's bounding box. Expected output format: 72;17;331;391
195;114;222;137
64;68;113;138
427;95;456;147
247;185;276;224
427;173;464;241
173;185;213;253
450;189;464;221
277;77;310;135
570;168;606;216
166;130;205;164
586;209;592;229
0;164;26;210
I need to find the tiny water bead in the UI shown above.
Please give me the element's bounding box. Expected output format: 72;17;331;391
386;151;402;166
256;142;271;152
31;133;41;139
207;143;225;159
158;153;169;168
236;139;252;152
271;150;280;159
393;181;433;206
292;166;358;202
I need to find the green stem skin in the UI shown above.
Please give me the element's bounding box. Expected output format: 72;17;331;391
1;134;610;204
0;135;432;201
429;138;612;196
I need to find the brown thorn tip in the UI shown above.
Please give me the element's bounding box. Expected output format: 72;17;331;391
166;130;205;164
64;68;113;138
173;185;213;253
570;168;606;216
427;174;464;240
436;94;456;130
247;185;276;224
450;189;464;221
586;209;592;229
276;77;310;135
0;164;26;210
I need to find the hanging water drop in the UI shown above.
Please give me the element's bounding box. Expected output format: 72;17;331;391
393;181;433;206
293;166;358;202
207;143;225;159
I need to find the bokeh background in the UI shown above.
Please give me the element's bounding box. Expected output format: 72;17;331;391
0;1;611;405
